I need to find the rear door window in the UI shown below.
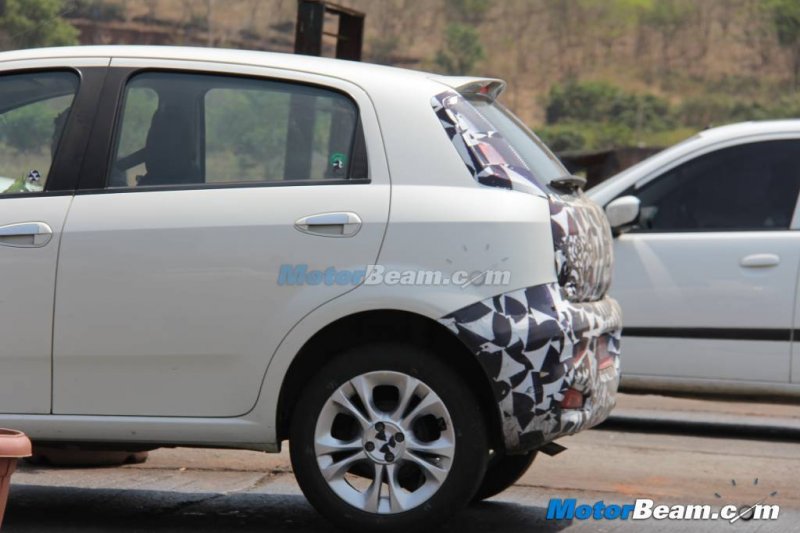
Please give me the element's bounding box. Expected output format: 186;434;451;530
109;71;366;188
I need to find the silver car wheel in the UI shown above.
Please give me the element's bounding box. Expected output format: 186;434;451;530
313;370;456;514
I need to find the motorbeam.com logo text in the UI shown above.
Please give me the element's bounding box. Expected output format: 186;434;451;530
277;264;511;288
546;498;780;523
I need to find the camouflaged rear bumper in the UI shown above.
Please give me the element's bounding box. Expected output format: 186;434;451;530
440;283;622;452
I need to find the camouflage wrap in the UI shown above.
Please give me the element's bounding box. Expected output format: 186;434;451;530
431;90;546;197
550;191;614;303
433;89;621;451
440;284;621;451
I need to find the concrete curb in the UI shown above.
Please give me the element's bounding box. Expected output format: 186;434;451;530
601;408;800;441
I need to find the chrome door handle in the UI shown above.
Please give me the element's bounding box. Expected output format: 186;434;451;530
740;253;780;268
0;222;53;248
295;212;362;237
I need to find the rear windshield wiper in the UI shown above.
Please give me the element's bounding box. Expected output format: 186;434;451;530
550;174;587;191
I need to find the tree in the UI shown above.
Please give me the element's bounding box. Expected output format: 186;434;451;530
0;0;78;49
434;23;485;75
0;102;54;152
766;0;800;90
545;81;674;134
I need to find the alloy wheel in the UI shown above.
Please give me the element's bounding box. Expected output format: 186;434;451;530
313;371;456;514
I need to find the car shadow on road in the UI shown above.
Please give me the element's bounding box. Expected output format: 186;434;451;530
4;485;571;532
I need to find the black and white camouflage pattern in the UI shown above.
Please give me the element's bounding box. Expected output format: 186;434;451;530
432;89;613;303
433;89;621;451
550;192;614;302
440;284;621;451
432;90;546;196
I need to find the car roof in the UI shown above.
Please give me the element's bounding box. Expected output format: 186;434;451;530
0;45;502;98
691;119;800;143
0;46;511;191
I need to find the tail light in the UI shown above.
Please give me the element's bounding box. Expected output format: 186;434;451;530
560;388;585;409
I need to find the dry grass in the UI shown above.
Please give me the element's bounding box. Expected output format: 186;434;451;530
81;1;799;126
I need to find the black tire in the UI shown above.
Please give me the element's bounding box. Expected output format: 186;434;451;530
472;450;537;502
289;342;488;532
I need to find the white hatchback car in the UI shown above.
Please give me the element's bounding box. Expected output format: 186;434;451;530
589;121;800;398
0;46;620;530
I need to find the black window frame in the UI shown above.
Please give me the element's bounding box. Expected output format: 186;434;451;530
623;139;800;234
78;67;370;195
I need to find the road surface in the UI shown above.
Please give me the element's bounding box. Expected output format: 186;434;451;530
4;423;798;532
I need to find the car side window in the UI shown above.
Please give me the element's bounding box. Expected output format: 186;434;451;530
108;71;365;188
633;140;800;231
0;71;79;195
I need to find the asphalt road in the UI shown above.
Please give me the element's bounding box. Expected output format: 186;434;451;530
4;425;799;532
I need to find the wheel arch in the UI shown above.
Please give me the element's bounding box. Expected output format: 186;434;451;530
276;309;504;451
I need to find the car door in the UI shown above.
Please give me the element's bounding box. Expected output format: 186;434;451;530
613;139;800;384
0;62;105;414
52;61;390;417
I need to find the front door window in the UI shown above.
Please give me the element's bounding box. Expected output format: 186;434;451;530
0;71;79;195
633;140;800;231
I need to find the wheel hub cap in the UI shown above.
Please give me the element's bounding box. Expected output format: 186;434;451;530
363;421;405;464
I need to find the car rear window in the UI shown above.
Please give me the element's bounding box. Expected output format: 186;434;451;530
468;98;568;185
432;90;567;194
